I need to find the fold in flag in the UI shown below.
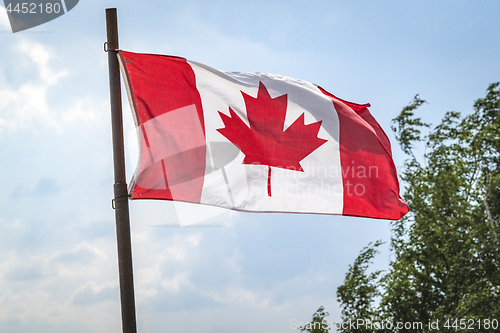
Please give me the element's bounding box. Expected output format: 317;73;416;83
118;51;408;220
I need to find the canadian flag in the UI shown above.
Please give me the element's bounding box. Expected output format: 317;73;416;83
119;51;408;220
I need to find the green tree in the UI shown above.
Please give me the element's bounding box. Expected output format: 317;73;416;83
333;83;500;332
336;241;384;333
299;306;331;333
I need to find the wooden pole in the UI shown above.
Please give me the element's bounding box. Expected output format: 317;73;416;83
105;8;138;333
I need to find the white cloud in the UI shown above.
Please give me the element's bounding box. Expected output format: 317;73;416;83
159;272;190;293
0;39;63;134
0;39;106;136
133;233;203;301
62;98;105;124
0;213;122;332
17;40;68;86
0;81;54;132
51;243;107;266
0;252;121;332
0;6;10;30
70;281;118;305
202;285;272;307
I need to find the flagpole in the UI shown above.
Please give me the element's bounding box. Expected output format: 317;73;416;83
105;8;138;333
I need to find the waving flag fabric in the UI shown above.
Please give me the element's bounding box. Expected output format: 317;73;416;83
118;50;408;220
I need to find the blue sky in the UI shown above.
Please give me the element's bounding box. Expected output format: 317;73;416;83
0;1;499;332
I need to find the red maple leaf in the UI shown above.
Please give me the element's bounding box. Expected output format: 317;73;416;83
217;82;327;196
